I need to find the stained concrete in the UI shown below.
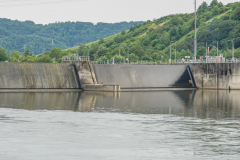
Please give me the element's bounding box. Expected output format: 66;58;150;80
190;63;240;89
93;64;193;89
0;62;78;89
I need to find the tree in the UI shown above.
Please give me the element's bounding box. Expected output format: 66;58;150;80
129;44;145;58
77;44;88;56
49;47;61;62
129;53;139;61
98;38;104;45
20;56;38;62
113;54;125;63
141;55;152;61
121;30;126;35
38;55;53;63
210;0;218;8
0;47;8;62
9;51;21;62
24;48;33;57
233;7;240;21
209;46;217;56
11;51;21;58
197;46;206;57
198;2;208;13
96;45;108;57
212;6;219;16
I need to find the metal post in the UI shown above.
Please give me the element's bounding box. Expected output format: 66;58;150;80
170;43;171;63
232;40;234;61
228;37;240;62
127;46;129;64
175;43;176;63
217;41;218;57
194;0;197;61
206;42;207;57
119;45;121;56
88;48;89;58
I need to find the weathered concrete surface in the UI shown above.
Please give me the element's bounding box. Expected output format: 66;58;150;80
75;61;97;89
93;64;193;89
190;63;240;89
158;63;240;90
0;62;78;89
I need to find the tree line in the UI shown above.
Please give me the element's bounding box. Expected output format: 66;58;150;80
0;19;143;55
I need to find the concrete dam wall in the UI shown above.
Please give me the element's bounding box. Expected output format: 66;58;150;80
3;61;240;90
93;64;194;89
0;62;78;89
190;63;240;89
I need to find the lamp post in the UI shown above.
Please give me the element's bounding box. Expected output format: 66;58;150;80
170;41;175;63
227;37;240;62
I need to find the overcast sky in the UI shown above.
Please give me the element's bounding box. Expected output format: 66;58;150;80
0;0;238;24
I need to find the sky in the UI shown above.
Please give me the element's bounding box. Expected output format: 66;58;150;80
0;0;238;25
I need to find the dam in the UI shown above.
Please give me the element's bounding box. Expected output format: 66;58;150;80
1;60;240;91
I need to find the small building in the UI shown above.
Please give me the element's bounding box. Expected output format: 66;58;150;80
206;54;225;63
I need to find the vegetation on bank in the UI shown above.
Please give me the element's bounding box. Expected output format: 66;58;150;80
1;0;240;63
65;0;240;62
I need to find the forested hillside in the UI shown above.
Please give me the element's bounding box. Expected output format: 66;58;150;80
0;19;143;55
67;0;240;62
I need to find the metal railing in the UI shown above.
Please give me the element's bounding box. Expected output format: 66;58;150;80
61;56;240;64
226;58;240;63
92;60;160;65
91;58;237;64
62;56;90;61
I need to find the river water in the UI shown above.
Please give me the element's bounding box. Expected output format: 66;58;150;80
0;90;240;160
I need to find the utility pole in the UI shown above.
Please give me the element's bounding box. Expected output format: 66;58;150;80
217;41;218;56
228;37;240;62
175;43;176;63
170;43;172;63
194;0;197;61
206;42;207;57
24;44;26;56
170;41;175;63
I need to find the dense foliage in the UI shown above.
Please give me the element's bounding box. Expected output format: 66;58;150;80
0;20;143;55
65;0;240;62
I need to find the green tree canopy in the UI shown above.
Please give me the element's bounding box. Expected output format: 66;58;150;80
24;48;33;56
77;44;88;56
0;47;8;62
49;47;61;62
11;51;21;58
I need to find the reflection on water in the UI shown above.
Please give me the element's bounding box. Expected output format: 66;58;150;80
1;90;240;119
1;90;240;160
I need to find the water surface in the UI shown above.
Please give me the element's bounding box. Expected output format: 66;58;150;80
0;90;240;160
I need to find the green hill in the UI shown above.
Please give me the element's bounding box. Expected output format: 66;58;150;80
65;0;240;62
0;19;143;55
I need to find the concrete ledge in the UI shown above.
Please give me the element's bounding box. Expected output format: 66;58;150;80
83;84;121;92
121;88;197;92
0;89;82;93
